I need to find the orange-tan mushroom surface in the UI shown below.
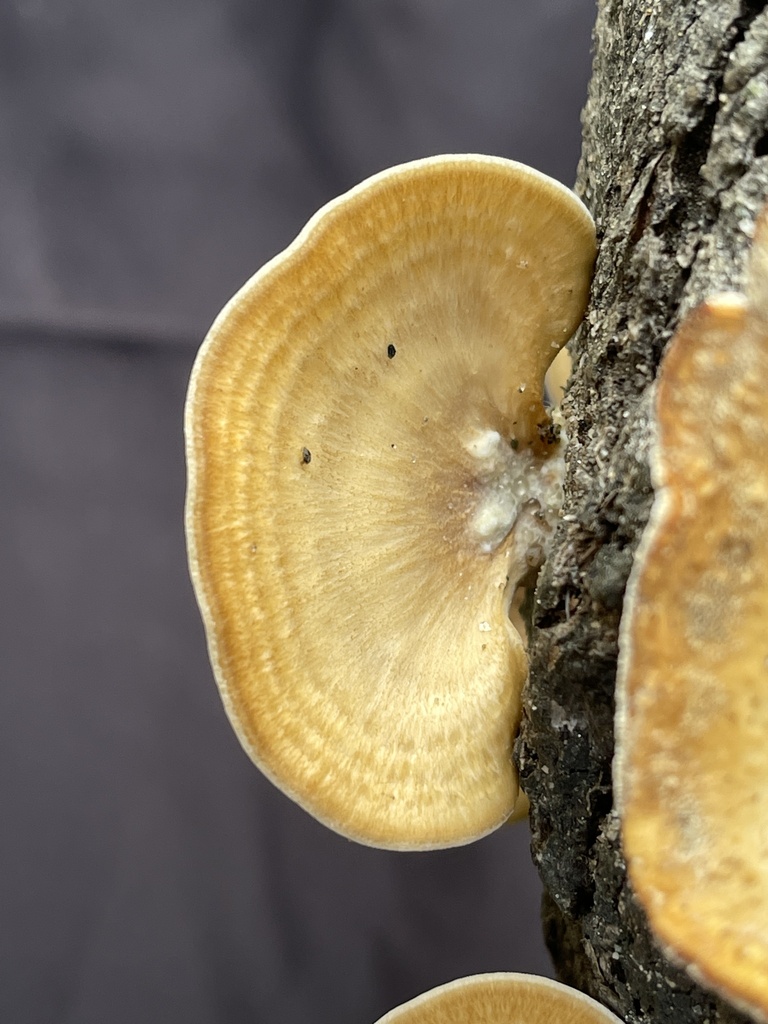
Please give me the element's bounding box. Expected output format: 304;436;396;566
185;154;595;849
374;973;624;1024
616;211;768;1017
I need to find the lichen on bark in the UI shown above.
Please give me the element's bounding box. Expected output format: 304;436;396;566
517;2;768;1022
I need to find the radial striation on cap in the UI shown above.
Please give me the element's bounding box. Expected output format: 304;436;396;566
185;154;595;849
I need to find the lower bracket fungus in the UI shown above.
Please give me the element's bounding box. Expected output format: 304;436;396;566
616;209;768;1018
373;973;624;1024
185;154;595;849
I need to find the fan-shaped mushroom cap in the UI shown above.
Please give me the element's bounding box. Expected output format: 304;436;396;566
186;154;595;849
616;209;768;1017
374;973;623;1024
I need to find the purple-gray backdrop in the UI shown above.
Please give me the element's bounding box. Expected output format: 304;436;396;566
0;3;595;1022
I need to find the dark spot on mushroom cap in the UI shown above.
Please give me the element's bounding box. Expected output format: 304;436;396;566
301;447;312;464
387;344;397;359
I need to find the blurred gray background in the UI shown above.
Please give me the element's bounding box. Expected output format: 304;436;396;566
0;2;595;1022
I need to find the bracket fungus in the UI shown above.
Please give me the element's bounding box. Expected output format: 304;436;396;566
185;154;595;849
616;209;768;1017
373;973;624;1024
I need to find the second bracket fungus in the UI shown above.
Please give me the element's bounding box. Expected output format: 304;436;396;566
186;154;595;849
616;211;768;1017
373;973;624;1024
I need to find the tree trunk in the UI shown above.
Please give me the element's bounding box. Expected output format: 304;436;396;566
517;2;768;1022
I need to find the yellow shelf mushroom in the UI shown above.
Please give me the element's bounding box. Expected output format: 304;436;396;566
185;154;595;849
616;209;768;1018
373;973;623;1024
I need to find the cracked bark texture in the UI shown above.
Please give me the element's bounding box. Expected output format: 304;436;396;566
517;2;768;1023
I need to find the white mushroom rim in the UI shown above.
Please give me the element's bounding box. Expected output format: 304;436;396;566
374;972;625;1024
185;153;596;849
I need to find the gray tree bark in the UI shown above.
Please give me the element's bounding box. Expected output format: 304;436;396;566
517;2;768;1022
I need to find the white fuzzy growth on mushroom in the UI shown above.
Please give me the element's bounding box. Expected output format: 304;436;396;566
464;428;564;559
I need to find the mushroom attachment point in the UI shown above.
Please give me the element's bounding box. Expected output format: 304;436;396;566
185;154;595;849
616;207;768;1017
373;973;624;1024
